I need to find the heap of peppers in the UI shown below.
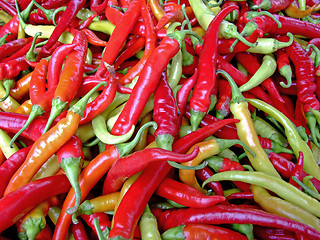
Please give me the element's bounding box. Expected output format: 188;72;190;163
1;0;320;239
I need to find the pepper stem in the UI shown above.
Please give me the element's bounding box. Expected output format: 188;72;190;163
156;134;175;151
32;0;55;22
14;0;34;29
279;65;292;88
306;111;320;148
72;200;93;224
217;138;256;157
217;69;246;103
116;121;158;157
42;98;68;133
251;0;271;11
26;32;42;62
21;217;45;240
10;104;44;147
0;79;14;101
0;33;10;46
63;157;83;215
190;109;206;132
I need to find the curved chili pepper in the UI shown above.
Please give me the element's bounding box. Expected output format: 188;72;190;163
288;151;304;190
155;177;225;208
251;184;320;232
252;0;293;12
103;146;199;194
43;30;88;133
153;71;178;150
96;0;142;78
81;28;107;47
41;0;86;53
4;82;106;196
52;121;155;240
117;1;157;86
195;167;224;195
248;98;320;180
154;204;320;239
0;145;31;198
189;5;238;131
0;174;71;233
218;69;281;178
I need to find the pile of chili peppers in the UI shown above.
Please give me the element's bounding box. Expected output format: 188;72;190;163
1;0;320;239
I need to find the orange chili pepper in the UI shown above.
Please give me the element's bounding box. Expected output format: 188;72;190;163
10;71;32;101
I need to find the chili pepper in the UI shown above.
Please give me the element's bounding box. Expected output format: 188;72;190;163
81;28;107;47
218;69;281;178
258;136;292;154
248;98;320;180
251;184;320;232
252;0;294;12
226;192;254;201
216;54;274;105
139;204;161;240
0;145;31;197
43;30;88;133
4;82;106;196
0;15;19;42
102;146;199;194
0;0;17;16
41;0;86;53
239;54;277;92
153;71;178;150
204;170;320;217
154;204;320;239
117;1;157;86
241;11;320;39
47;43;78;91
0;56;30;80
96;0;142;78
155;177;225;208
253;225;297;240
52;121;156;240
189;5;238;131
195;167;224;195
81;212;111;239
0;174;71;233
71;219;89;240
149;0;165;21
289;151;304;190
162;223;249;240
73;192;120;222
0;37;32;62
167;46;183;89
111;31;196;135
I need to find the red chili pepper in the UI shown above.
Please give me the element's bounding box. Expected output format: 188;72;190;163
96;0;142;78
189;5;238;131
111;36;180;135
289;151;304;190
102;146;199;194
81;29;107;47
79;75;117;125
117;0;157;85
252;0;294;13
41;0;86;53
258;136;293;154
240;12;320;39
153;71;178;149
43;30;88;132
0;145;31;198
195;167;224;196
0;0;17;16
0;15;19;42
0;56;30;80
154;204;320;239
235;52;284;104
0;175;71;232
0;38;32;62
155;178;225;208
